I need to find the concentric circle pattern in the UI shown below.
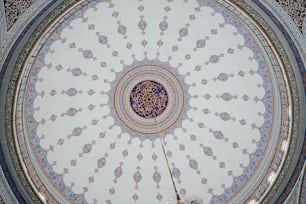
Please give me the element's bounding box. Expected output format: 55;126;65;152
114;64;185;135
14;0;289;203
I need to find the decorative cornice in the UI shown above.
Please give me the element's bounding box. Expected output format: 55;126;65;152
0;0;80;202
233;0;305;203
261;0;306;58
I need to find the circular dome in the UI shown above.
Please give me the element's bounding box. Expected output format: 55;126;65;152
3;0;303;204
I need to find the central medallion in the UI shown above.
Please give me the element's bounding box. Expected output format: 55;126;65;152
130;80;168;118
114;65;184;135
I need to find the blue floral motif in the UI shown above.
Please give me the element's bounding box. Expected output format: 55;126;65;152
207;2;273;203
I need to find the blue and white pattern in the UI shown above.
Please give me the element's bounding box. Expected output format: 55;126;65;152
13;0;285;203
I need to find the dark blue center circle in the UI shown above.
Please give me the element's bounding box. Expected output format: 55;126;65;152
130;80;168;118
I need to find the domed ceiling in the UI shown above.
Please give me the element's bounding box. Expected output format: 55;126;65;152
0;0;305;204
